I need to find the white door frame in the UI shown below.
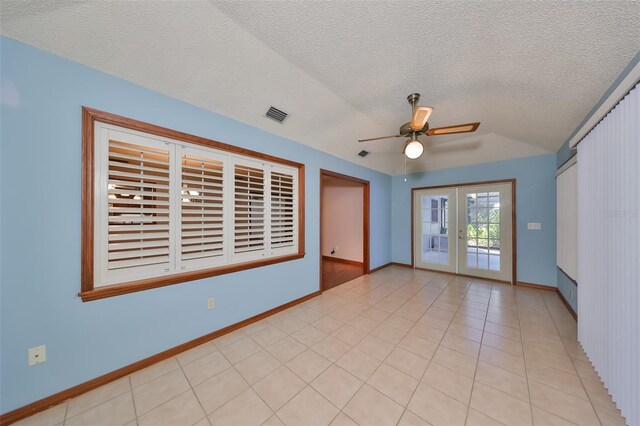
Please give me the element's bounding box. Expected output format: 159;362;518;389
411;179;516;284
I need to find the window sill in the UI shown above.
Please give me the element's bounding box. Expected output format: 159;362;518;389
79;252;305;302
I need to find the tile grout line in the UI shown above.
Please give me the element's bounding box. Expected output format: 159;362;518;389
516;287;539;425
462;279;493;425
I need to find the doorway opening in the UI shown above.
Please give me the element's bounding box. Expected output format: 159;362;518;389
320;170;370;291
412;180;516;283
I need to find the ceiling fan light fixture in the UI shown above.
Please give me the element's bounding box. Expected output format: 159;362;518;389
405;136;424;159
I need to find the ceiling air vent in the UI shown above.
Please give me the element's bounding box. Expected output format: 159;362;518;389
265;106;289;124
358;150;369;157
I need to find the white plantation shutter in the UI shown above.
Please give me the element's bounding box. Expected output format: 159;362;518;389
178;147;227;269
269;166;298;255
92;121;301;290
232;160;266;259
96;128;175;286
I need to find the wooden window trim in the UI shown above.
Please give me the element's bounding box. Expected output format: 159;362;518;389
81;107;305;302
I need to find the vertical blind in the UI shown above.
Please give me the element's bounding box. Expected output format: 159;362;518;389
577;84;639;426
556;161;577;280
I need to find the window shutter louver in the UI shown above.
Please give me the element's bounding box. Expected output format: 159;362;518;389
178;148;226;268
270;168;297;253
233;162;266;257
99;133;174;286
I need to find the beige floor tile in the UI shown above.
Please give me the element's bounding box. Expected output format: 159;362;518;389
343;384;404;426
441;333;481;358
262;414;284;425
276;386;339;426
311;335;352;362
422;362;474;404
581;378;619;412
243;319;272;336
253;366;306;411
470;382;532;425
479;345;526;377
13;402;67;426
292;326;327;347
592;404;627;426
432;345;478;378
311;365;363;409
355;335;395;360
66;392;136;426
235;350;282;385
419;314;452;331
182;350;231;386
384;314;416;332
274;316;307;334
525;360;588;400
211;330;246;349
408;383;468;426
524;344;576;374
398;334;439;360
219;336;262;364
195;417;211;426
252;325;289;347
475;361;529;403
484;320;521;339
330;308;360;323
531;407;575;425
138;390;205;426
176;342;217;367
367;363;418;406
571;358;601;382
266;336;307;363
452;314;485;330
523;332;568;355
385;347;430;379
398;410;432;426
447;323;483;343
312;316;344;333
209;388;273;425
130;358;181;389
370;324;407;345
336;347;381;381
193;367;249;414
349;315;380;333
286;349;332;383
482;332;524;357
67;377;131;418
330;412;358;425
466;408;505;426
133;368;191;415
331;325;367;345
528;380;600;425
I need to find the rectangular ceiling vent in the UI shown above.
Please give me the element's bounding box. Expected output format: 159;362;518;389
265;106;289;124
358;150;369;157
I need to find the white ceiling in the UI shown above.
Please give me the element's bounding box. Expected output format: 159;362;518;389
2;1;638;175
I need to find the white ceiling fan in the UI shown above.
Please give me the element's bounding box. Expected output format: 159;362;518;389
359;93;480;159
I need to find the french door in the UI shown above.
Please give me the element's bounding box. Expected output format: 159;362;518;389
413;182;513;282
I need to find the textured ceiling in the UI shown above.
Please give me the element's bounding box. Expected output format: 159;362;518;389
2;1;638;175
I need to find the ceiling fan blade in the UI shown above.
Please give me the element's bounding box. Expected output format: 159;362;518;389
410;106;434;131
427;122;480;136
358;134;402;142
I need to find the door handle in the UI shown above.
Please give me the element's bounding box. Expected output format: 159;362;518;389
458;229;466;240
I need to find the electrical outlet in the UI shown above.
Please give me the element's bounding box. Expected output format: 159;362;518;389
207;297;215;310
28;345;46;366
527;223;542;230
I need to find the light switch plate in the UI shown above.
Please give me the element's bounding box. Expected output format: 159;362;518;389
527;222;542;230
28;345;46;366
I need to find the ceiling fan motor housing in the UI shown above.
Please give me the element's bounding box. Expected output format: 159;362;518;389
400;121;429;136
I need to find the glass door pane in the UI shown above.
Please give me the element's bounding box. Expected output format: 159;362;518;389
414;188;456;273
457;183;512;282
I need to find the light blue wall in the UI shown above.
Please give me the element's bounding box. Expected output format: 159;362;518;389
0;37;392;413
391;154;558;287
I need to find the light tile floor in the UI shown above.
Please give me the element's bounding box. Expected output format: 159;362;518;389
16;266;627;426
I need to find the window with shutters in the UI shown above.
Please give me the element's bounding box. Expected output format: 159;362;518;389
82;108;304;301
